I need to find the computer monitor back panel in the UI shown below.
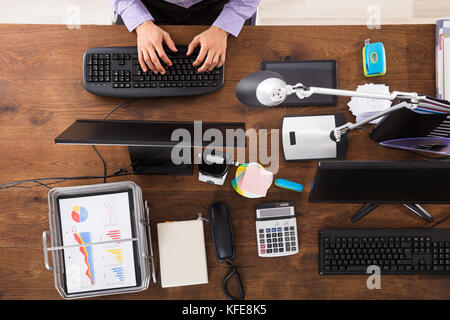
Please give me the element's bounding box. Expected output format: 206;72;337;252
55;120;246;175
55;120;246;148
309;161;450;204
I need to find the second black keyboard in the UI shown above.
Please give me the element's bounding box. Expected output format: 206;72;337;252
319;229;450;275
82;46;224;98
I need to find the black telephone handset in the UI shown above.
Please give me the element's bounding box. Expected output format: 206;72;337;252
209;202;245;300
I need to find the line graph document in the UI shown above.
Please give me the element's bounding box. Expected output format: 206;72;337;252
58;191;137;294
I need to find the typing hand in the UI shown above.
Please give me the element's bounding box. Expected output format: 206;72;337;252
187;26;228;73
135;20;177;74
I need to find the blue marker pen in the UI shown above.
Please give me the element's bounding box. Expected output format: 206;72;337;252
275;178;303;192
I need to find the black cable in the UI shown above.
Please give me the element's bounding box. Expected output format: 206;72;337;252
222;258;245;300
91;98;137;183
34;180;53;190
0;170;135;191
92;145;107;183
1;100;139;191
103;98;136;119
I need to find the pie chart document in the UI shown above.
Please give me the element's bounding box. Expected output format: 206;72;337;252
57;191;139;294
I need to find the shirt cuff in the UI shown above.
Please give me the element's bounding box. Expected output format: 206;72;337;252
119;1;154;32
212;7;246;37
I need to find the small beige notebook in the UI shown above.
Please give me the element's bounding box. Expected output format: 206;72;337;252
157;220;208;288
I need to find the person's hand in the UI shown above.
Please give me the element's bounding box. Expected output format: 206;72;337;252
186;26;228;73
135;20;177;74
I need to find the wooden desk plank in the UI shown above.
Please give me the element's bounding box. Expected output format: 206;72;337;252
0;24;449;300
0;24;435;81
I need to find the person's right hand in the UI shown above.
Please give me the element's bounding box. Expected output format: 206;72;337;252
135;20;177;74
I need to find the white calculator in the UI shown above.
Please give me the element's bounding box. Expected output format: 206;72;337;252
255;202;299;257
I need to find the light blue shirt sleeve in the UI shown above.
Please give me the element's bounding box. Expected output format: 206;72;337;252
109;0;154;32
109;0;261;36
212;0;261;37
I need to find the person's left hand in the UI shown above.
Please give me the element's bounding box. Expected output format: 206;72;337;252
186;26;228;73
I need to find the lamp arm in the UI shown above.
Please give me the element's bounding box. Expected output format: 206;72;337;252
330;101;414;142
289;84;423;103
286;84;424;142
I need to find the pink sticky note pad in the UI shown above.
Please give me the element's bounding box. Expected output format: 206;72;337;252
238;164;273;197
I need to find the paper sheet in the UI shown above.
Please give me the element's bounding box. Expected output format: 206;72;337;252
58;191;137;294
347;83;392;124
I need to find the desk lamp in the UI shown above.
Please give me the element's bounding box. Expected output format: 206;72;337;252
236;71;450;160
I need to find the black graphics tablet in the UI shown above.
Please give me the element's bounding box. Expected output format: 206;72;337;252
261;60;337;106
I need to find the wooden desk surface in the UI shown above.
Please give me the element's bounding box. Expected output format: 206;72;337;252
0;24;449;300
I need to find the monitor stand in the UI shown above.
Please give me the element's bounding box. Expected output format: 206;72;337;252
351;203;434;223
128;146;193;175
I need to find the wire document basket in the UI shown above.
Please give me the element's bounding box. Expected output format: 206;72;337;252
43;181;156;299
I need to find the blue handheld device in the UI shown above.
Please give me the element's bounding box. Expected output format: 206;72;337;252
363;39;386;77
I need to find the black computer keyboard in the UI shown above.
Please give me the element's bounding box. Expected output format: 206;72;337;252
82;46;224;98
319;229;450;275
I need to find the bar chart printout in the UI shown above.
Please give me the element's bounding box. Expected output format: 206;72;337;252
58;192;137;294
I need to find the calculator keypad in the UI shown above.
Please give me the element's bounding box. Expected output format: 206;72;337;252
257;220;299;257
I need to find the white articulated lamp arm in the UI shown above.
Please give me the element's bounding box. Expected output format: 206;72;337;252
287;84;426;142
289;83;422;102
330;101;413;142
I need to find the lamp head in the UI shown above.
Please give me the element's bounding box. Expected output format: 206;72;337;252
236;71;288;108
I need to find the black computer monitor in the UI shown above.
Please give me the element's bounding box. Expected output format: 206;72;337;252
55;119;246;175
309;161;450;222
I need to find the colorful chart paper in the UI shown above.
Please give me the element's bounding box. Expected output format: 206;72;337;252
58;192;137;294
